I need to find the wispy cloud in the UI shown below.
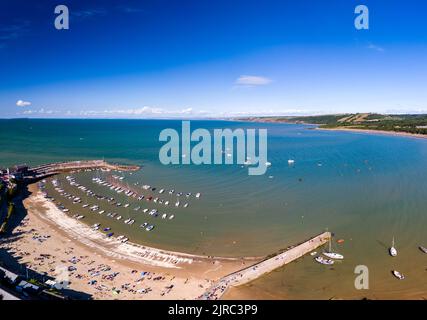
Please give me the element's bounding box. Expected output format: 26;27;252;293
16;99;31;107
71;5;145;20
17;106;320;118
117;5;145;14
235;75;272;87
0;21;31;47
18;106;210;118
79;106;209;118
22;108;59;115
367;43;385;52
71;8;108;19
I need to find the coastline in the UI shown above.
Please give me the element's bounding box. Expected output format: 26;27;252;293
0;184;258;300
316;127;427;140
234;117;427;140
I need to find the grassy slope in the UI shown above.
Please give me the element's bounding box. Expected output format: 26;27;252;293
238;113;427;135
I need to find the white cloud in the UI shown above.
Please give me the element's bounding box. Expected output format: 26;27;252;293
16;99;31;107
235;75;272;86
367;43;385;52
17;105;322;119
22;108;58;115
77;106;210;118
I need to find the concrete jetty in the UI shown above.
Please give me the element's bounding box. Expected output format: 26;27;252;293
201;231;331;300
22;160;140;183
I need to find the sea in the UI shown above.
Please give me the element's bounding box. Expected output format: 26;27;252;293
0;118;426;299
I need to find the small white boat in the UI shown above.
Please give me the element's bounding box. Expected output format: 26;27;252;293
183;203;189;208
315;256;334;265
168;214;174;220
195;192;201;198
175;201;180;207
164;201;169;206
116;215;122;220
323;236;344;260
99;210;105;214
141;222;148;229
161;213;167;219
146;225;154;231
124;218;130;224
323;252;344;260
392;270;405;280
159;189;165;194
419;246;427;254
265;161;272;167
288;159;295;165
389;237;397;257
143;208;149;213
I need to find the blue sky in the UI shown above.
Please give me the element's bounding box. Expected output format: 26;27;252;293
0;0;426;118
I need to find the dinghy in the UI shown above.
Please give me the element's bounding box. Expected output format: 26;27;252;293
315;256;334;265
392;270;405;280
389;237;397;257
419;246;427;254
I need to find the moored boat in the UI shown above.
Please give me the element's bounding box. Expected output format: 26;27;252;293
315;256;334;265
323;236;344;260
392;270;405;280
389;237;398;257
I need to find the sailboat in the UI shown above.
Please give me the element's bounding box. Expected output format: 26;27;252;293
323;236;344;260
389;237;397;257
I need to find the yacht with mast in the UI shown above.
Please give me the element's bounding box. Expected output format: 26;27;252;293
389;237;397;257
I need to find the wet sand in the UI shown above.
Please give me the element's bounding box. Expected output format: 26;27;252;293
0;184;258;300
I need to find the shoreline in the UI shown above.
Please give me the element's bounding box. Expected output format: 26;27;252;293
233;117;427;141
0;184;258;299
316;127;427;140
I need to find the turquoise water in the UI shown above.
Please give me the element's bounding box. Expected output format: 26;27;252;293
1;119;426;298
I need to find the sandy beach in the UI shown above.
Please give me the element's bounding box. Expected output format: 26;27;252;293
0;184;258;300
317;127;427;140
